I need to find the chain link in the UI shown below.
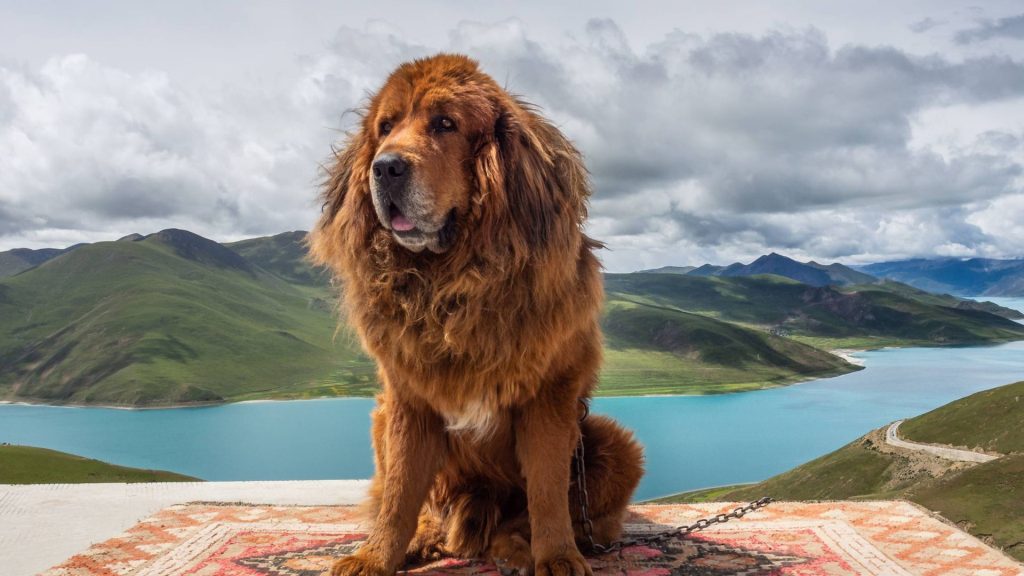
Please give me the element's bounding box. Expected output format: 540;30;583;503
574;400;773;555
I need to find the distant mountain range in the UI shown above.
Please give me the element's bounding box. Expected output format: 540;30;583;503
607;272;1024;339
638;265;696;275
0;246;80;277
642;253;875;287
2;232;1022;406
640;252;1024;297
859;258;1024;297
686;253;876;286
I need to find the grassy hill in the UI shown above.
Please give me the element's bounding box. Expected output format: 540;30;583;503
658;380;1024;561
605;273;1024;348
0;230;375;406
0;445;197;483
598;296;856;395
226;231;330;286
2;230;1022;406
899;381;1024;454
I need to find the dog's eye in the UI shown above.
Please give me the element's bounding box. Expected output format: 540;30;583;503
431;116;457;134
379;121;393;136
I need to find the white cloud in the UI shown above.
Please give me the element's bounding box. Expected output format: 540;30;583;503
1;18;1023;271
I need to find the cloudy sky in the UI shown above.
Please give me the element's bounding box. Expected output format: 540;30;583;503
1;1;1023;271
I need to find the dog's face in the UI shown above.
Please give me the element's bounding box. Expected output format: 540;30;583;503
365;61;495;254
314;54;590;271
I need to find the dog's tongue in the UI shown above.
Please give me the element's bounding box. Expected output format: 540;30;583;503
391;212;416;232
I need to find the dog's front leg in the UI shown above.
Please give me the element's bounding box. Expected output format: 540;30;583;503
331;397;446;576
515;392;592;576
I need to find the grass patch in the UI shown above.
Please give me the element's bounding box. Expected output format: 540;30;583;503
648;484;755;504
899;380;1024;453
0;445;197;484
911;454;1024;561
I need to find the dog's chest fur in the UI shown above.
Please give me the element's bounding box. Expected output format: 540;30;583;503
439;398;500;440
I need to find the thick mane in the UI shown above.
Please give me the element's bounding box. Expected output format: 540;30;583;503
309;60;603;406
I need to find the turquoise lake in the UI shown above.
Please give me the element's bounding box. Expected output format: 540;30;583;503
2;297;1023;501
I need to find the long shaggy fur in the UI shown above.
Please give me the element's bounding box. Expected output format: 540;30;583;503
310;54;644;576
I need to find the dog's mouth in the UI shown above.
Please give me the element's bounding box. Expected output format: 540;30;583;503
389;203;418;233
386;203;457;253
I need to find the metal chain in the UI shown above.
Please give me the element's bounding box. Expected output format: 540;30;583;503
573;415;598;549
573;400;774;555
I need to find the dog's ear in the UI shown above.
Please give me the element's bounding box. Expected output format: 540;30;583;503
476;99;590;266
309;130;371;267
321;131;367;222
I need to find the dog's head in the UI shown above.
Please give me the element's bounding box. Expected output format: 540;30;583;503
313;54;590;268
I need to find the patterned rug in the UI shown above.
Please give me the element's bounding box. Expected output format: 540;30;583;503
44;501;1022;576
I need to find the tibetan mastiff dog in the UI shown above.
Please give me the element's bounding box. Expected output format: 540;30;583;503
310;54;644;576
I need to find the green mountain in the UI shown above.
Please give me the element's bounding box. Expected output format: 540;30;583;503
686;253;877;286
226;231;330;286
0;229;373;406
2;229;1022;406
660;380;1024;561
0;445;198;484
605;273;1024;347
598;296;857;395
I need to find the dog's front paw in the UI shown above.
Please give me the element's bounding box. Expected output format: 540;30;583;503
328;554;392;576
535;550;592;576
490;531;534;576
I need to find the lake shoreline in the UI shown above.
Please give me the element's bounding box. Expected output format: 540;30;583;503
830;348;867;366
1;365;864;410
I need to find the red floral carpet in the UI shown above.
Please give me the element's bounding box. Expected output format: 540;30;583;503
45;501;1022;576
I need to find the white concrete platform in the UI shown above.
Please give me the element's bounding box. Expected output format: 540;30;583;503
0;480;371;576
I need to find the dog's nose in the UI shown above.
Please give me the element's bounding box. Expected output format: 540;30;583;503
372;153;409;191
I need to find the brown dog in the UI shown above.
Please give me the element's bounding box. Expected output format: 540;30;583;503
310;54;644;576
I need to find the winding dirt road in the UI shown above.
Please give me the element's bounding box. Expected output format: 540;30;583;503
885;420;999;463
